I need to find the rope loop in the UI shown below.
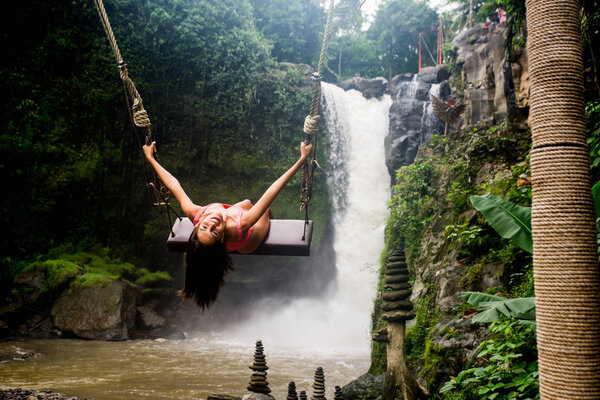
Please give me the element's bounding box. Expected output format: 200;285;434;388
303;115;320;136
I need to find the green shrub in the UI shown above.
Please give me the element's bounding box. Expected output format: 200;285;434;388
388;160;436;264
439;319;539;400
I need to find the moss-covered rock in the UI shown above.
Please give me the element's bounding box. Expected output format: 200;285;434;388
51;280;141;340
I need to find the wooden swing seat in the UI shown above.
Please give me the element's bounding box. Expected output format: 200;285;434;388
167;218;313;256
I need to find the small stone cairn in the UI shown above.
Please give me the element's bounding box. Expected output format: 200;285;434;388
299;390;307;400
381;249;415;322
334;386;343;400
311;367;326;400
287;382;299;400
247;340;271;394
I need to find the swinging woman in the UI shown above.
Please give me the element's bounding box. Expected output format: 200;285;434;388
142;140;313;309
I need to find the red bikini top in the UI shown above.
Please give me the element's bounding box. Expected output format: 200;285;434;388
193;203;253;251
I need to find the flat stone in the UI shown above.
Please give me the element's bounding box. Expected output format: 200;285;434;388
387;261;407;268
381;300;413;311
246;387;272;395
249;381;270;387
385;268;408;275
250;365;268;371
382;290;412;301
384;274;409;284
385;282;412;291
382;310;416;322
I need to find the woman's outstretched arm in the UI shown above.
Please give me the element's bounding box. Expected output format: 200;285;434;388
241;142;312;229
142;142;197;220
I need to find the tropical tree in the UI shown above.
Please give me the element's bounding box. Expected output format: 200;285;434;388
250;0;326;65
526;0;600;398
367;0;439;78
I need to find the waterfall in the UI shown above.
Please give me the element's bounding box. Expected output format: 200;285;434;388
219;84;392;351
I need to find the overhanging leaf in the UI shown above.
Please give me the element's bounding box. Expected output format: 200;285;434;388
462;292;536;325
470;194;533;253
461;291;506;307
592;181;600;218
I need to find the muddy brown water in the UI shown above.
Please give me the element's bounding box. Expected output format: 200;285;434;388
0;336;369;399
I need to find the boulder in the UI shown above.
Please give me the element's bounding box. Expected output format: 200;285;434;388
339;77;388;99
136;305;167;329
341;372;384;400
418;65;450;84
51;280;141;340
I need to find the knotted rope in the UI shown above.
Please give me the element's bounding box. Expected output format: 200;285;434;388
94;0;151;136
94;0;180;233
300;0;335;218
527;0;600;398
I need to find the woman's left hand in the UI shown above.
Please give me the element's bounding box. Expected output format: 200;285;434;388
300;142;313;161
143;141;156;160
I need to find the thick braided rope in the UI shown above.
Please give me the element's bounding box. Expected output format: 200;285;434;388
527;1;600;398
308;0;335;121
93;0;151;129
300;0;335;211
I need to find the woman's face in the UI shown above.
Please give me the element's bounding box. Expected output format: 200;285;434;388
195;211;225;245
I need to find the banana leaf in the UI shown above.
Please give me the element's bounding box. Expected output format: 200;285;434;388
462;291;536;325
470;194;533;254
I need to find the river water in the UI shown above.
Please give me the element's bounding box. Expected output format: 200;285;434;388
0;84;392;400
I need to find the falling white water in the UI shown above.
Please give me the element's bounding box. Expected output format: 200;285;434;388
218;84;392;353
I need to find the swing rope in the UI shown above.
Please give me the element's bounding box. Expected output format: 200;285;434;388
300;0;335;239
93;0;181;234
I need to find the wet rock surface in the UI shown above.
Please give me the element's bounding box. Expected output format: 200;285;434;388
0;346;41;363
340;373;384;400
339;77;388;99
385;66;447;177
0;388;87;400
51;281;140;341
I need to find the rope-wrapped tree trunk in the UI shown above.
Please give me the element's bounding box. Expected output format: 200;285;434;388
526;1;600;398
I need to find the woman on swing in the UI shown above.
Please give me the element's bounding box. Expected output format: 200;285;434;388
142;140;313;310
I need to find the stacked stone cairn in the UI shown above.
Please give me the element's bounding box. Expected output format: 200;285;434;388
311;367;326;400
247;340;271;394
287;382;299;400
333;386;343;400
299;390;307;400
381;249;415;322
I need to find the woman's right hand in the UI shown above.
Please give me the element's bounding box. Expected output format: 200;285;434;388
143;141;156;160
300;142;313;161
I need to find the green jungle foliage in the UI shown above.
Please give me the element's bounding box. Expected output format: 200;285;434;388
250;0;326;65
367;0;439;79
438;319;539;400
11;243;173;303
470;194;533;254
0;0;327;271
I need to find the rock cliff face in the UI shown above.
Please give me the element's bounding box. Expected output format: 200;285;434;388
385;66;450;177
454;22;529;125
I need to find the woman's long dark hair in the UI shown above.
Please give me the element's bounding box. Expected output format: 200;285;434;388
180;229;233;310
